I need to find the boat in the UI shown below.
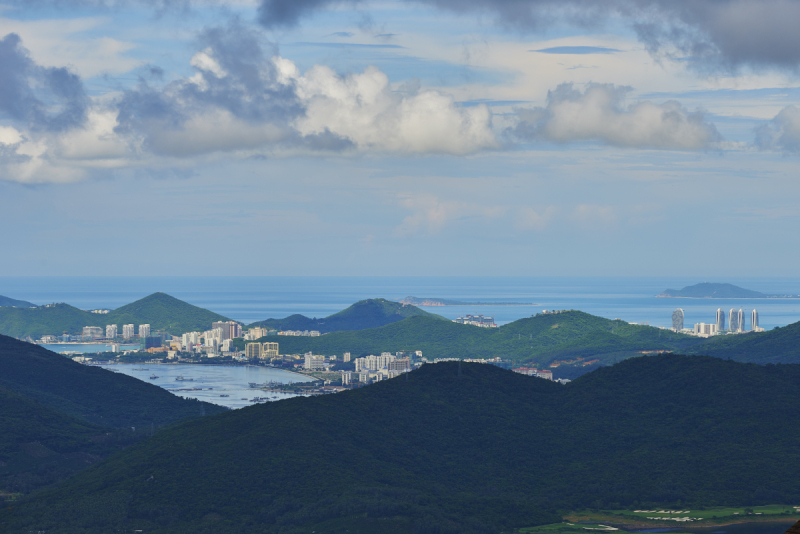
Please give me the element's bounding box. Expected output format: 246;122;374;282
149;374;158;379
219;394;230;397
133;368;148;371
175;376;194;381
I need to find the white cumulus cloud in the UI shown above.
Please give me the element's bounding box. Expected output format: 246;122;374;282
512;83;721;150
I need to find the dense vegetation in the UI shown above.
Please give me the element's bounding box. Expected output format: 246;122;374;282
684;321;800;363
0;335;227;428
657;282;768;298
0;386;141;495
249;311;699;368
5;355;800;533
0;295;36;308
247;298;447;333
0;292;232;338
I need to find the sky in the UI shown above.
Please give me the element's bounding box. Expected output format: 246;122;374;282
1;0;799;277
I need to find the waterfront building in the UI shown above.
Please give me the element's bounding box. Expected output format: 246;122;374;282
212;321;242;340
105;324;117;339
262;342;279;358
205;328;223;346
138;324;150;338
123;324;134;339
751;309;759;331
715;308;726;331
729;309;739;333
304;352;325;370
82;326;103;339
111;343;120;352
671;309;684;331
737;309;745;332
244;343;261;360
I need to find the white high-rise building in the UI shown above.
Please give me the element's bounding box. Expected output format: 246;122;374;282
715;308;726;331
751;309;759;331
737;309;744;332
122;324;135;339
304;352;325;370
106;324;118;339
729;309;738;333
139;324;150;338
343;352;351;362
671;309;684;331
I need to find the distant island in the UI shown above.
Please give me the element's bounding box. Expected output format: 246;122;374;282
656;282;799;299
399;296;537;306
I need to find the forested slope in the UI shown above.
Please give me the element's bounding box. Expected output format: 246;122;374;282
6;356;800;534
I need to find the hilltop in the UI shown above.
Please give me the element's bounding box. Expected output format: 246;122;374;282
0;295;36;308
0;334;227;428
247;298;447;333
6;355;800;533
657;283;769;298
0;292;232;338
104;292;231;334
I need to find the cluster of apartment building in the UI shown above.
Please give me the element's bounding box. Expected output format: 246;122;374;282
278;330;321;336
342;352;416;385
73;323;151;341
672;308;765;337
512;367;554;380
179;321;243;354
453;315;497;327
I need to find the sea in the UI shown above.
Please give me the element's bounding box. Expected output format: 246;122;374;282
4;276;800;330
94;363;312;409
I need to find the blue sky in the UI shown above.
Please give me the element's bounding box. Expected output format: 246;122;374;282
1;0;799;276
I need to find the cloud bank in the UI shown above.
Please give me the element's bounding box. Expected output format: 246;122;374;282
256;0;800;70
511;83;721;150
0;26;496;182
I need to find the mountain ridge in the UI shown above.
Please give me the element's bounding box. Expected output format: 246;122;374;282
247;298;448;333
6;355;800;533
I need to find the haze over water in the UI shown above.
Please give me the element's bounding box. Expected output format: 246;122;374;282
4;276;800;331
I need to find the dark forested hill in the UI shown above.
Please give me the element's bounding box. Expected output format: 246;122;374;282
247;298;447;333
0;386;140;495
6;356;800;534
0;295;36;308
0;293;232;338
657;282;768;298
0;335;227;428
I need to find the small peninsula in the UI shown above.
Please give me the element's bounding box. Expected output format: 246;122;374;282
399;296;536;306
657;282;798;299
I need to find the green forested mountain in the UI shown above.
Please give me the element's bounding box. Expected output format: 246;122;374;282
0;335;227;428
251;311;698;369
685;321;800;363
247;298;447;333
6;356;800;533
0;303;96;339
0;295;36;308
0;292;232;338
657;282;769;298
104;292;231;334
